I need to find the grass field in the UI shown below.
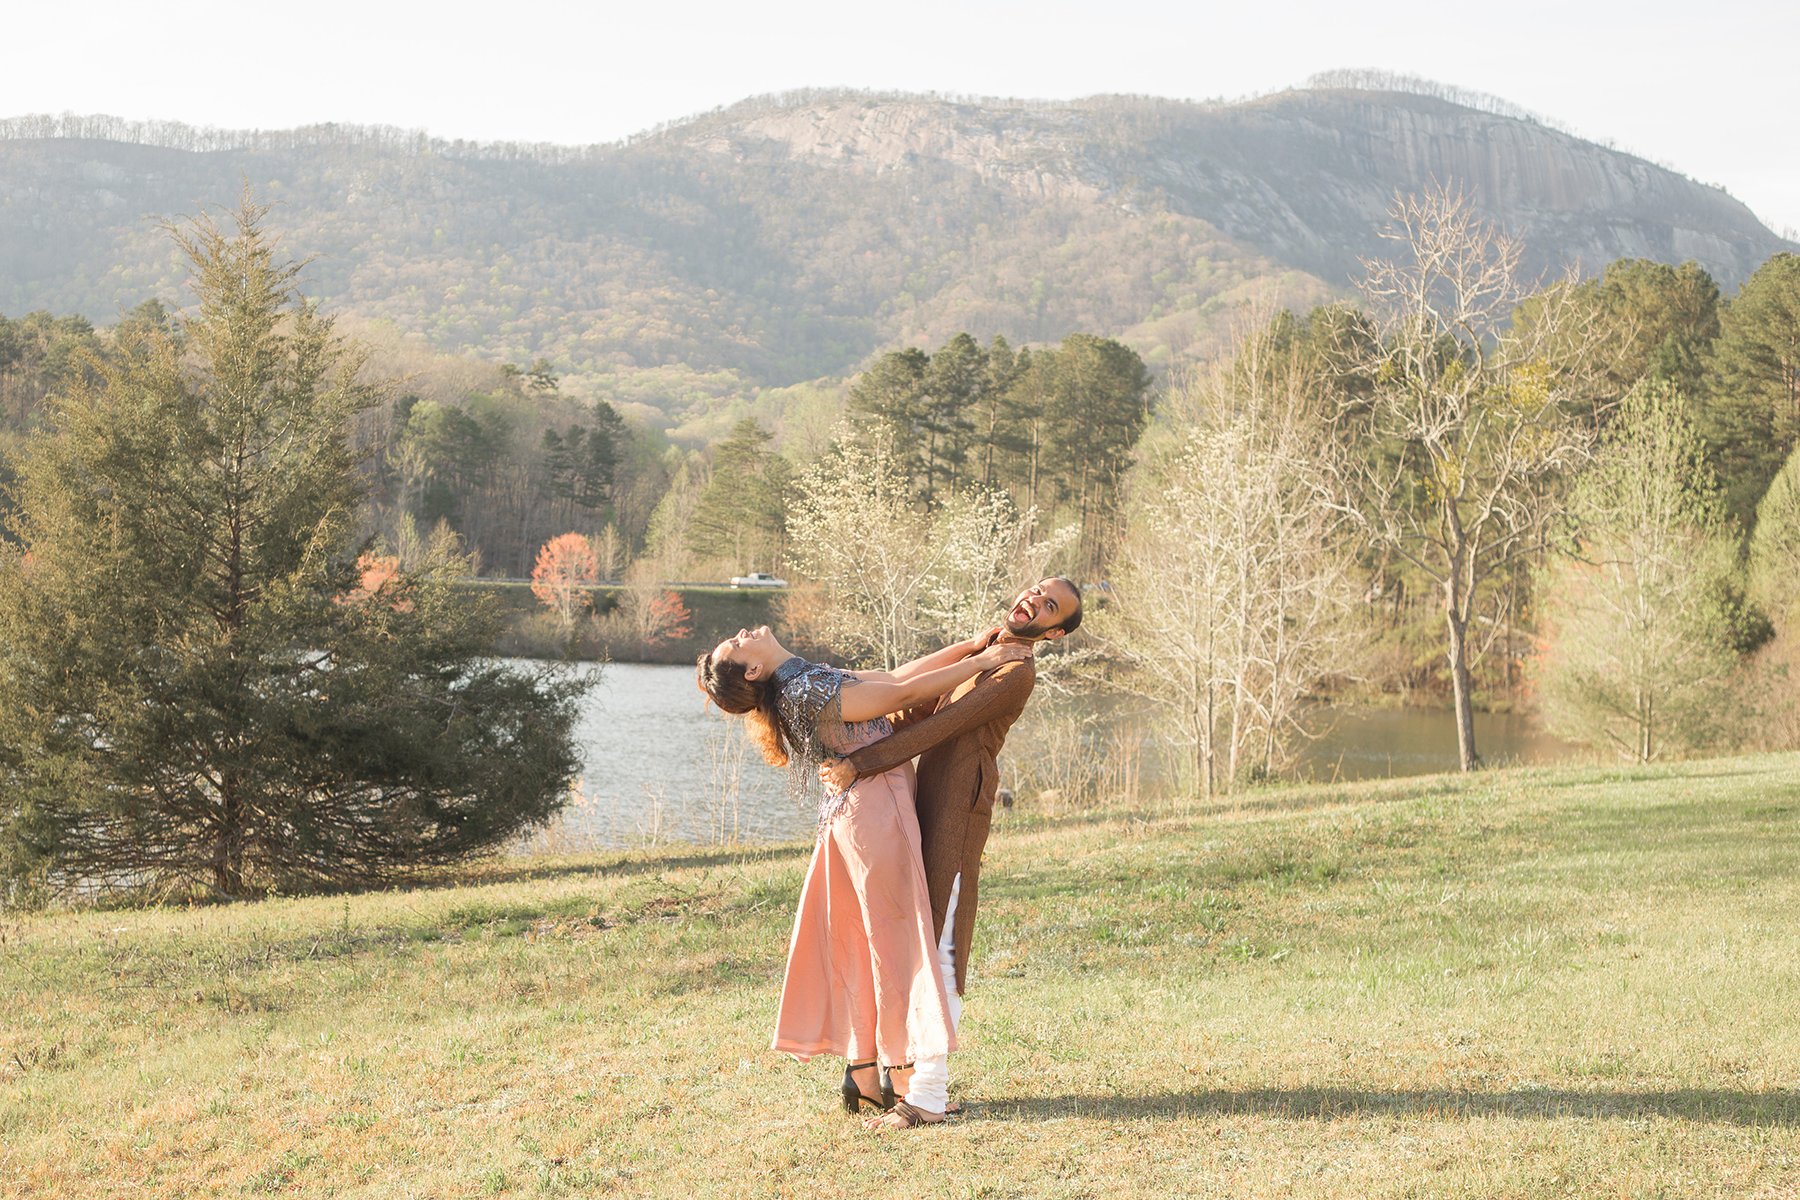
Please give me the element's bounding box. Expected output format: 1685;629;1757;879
4;754;1799;1197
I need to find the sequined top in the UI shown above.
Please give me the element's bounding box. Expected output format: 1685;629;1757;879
771;655;894;828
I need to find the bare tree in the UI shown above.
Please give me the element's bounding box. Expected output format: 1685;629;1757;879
1102;323;1365;795
784;424;1069;668
1340;187;1596;771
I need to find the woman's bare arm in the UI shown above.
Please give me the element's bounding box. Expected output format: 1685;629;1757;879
836;641;1030;723
884;630;995;682
845;630;993;686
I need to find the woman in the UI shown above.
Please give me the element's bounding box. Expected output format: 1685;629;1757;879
697;624;1029;1129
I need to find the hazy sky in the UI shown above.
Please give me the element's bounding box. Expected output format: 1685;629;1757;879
7;0;1797;239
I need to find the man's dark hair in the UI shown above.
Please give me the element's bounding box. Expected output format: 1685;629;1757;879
1049;576;1083;635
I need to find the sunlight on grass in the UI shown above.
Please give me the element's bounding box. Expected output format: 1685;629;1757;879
4;757;1798;1196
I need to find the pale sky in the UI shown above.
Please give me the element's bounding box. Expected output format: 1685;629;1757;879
6;0;1797;238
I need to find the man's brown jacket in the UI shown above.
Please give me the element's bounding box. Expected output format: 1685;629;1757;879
844;638;1033;995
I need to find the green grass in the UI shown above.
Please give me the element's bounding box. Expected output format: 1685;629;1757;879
4;755;1800;1196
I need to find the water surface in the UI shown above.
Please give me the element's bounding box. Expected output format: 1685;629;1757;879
1295;705;1584;781
531;664;1586;850
521;663;812;853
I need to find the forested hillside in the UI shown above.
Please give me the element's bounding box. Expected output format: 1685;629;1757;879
2;81;1789;444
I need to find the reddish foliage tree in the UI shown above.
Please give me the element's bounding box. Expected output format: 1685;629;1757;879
627;588;694;648
338;554;413;612
531;533;600;631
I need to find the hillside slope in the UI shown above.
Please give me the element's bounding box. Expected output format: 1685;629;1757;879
0;89;1788;430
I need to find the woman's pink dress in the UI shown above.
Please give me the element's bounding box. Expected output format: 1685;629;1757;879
770;718;958;1067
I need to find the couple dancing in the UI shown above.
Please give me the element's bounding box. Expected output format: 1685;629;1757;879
697;578;1082;1130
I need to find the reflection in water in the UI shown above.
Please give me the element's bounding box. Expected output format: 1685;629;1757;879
1296;706;1584;781
519;664;1588;851
517;662;813;854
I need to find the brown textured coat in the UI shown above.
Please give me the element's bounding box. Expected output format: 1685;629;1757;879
844;638;1034;995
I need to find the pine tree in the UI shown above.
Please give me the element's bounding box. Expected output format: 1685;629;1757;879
684;418;789;569
1699;253;1800;524
0;193;590;902
846;347;930;491
1037;333;1152;572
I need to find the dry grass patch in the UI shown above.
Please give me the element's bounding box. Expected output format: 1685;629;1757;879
4;757;1799;1196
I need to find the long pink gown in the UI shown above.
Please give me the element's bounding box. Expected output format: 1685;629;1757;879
770;717;959;1067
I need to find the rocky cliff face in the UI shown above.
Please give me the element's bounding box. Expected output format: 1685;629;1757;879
1144;90;1783;287
688;89;1787;291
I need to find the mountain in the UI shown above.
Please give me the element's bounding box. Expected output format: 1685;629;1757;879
1;87;1790;440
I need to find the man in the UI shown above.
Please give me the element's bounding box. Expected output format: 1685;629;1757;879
820;576;1082;1128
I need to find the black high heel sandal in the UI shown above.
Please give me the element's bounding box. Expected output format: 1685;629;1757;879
840;1062;895;1113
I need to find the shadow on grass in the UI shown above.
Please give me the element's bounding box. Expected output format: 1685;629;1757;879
1000;787;1451;835
464;842;813;887
1540;765;1778;790
977;1086;1800;1127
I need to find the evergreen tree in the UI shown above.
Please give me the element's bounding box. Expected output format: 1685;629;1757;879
1514;258;1721;411
966;335;1024;488
0;309;105;432
846;331;1151;571
542;399;629;517
920;332;983;500
1699;252;1800;524
1597;259;1721;398
0;194;589;902
1037;333;1153;567
846;346;930;493
684;417;789;568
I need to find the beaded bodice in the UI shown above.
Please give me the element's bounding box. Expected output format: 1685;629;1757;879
770;656;894;827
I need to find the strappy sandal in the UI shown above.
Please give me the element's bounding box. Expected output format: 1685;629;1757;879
840;1061;895;1114
880;1063;963;1115
863;1100;944;1131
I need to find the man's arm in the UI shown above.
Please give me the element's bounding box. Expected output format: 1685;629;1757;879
841;660;1033;780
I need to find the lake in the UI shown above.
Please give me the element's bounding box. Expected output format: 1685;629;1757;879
525;664;1587;851
1295;705;1584;781
513;662;818;854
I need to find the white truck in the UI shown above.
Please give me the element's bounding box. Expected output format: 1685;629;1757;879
729;572;788;588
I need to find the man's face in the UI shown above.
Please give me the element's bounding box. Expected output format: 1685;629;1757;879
1004;578;1079;639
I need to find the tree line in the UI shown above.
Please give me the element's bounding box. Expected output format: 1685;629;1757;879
1;307;1154;601
5;182;1799;909
1100;192;1800;789
0;190;1155;903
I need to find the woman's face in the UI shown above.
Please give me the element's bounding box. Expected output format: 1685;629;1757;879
711;625;774;666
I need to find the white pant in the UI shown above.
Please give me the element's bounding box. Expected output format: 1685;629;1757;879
905;872;960;1112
